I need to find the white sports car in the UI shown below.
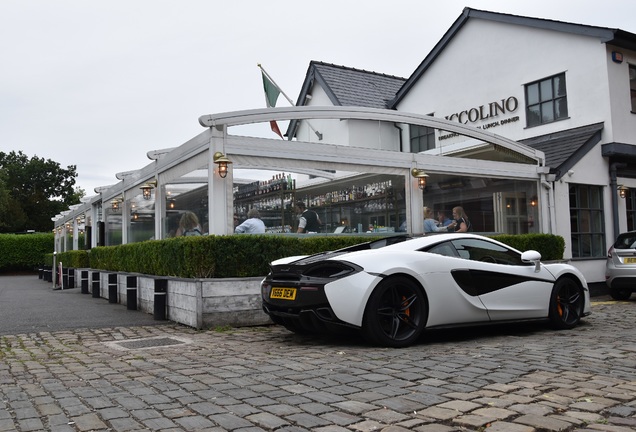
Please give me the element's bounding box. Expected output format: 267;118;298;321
261;233;591;347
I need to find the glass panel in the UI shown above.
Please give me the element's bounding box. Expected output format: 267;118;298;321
579;211;591;232
527;105;541;127
555;97;568;119
590;210;603;232
579;185;590;208
580;234;592;257
589;185;602;209
570;209;579;232
540;79;553;101
165;183;208;237
630;65;636;111
541;101;554;123
526;83;539;105
554;74;566;97
592;234;603;256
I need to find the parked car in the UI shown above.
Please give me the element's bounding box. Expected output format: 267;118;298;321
606;231;636;300
261;233;591;347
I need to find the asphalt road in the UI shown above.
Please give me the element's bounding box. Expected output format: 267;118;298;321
0;274;163;335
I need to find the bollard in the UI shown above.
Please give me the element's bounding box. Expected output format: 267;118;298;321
91;271;100;298
81;270;89;294
68;268;75;289
108;273;118;304
44;266;52;282
62;268;69;289
38;267;43;279
126;276;138;310
154;279;168;320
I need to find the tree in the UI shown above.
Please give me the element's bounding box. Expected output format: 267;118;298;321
0;151;81;233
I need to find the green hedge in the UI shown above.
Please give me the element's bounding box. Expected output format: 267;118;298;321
59;232;565;279
0;233;54;272
491;233;565;261
87;235;383;278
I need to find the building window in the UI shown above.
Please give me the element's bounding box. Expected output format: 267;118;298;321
569;184;605;258
410;125;435;152
525;73;568;127
630;65;636;113
627;188;636;231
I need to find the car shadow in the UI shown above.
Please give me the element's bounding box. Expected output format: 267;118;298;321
277;319;587;349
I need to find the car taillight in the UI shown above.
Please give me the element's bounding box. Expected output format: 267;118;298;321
607;247;614;258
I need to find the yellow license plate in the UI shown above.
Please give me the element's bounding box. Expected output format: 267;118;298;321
270;287;297;300
624;257;636;263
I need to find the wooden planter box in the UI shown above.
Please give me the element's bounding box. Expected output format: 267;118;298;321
78;271;271;329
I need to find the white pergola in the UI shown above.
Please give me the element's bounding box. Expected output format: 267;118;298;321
53;106;548;250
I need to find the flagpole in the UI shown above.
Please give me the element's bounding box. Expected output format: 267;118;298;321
258;64;296;107
258;64;323;140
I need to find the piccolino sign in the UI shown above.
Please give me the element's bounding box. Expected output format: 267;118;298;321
444;96;518;124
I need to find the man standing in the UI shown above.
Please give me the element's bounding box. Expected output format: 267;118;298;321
296;201;321;233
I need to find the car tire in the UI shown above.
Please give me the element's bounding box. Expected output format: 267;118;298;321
609;286;632;301
548;278;584;330
361;276;428;347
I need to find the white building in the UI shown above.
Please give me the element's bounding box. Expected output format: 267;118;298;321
291;8;636;284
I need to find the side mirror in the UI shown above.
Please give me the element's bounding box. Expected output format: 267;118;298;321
521;250;542;272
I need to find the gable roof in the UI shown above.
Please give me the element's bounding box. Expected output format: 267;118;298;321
389;7;636;108
520;122;604;180
288;61;406;138
296;61;406;109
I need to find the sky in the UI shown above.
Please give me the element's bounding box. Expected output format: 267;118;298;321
1;0;635;196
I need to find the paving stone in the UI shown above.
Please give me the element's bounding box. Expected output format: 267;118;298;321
364;408;410;424
482;420;534;431
210;412;255;429
514;413;572;431
320;410;361;426
70;413;108;431
412;424;458;432
174;415;216;430
349;419;386;431
246;412;289;429
285;412;331;428
332;400;378;414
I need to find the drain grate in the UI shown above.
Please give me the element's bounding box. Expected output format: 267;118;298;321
104;336;192;351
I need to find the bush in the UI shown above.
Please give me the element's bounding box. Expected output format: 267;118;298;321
61;233;566;279
491;233;565;261
0;233;54;272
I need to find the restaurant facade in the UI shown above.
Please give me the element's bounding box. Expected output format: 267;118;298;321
53;8;636;285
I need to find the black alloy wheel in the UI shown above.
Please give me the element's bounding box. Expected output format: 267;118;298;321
362;276;428;347
548;278;584;329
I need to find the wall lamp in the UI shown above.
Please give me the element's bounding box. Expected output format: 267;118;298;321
140;180;157;200
111;196;123;210
618;185;629;199
411;168;429;190
213;152;232;178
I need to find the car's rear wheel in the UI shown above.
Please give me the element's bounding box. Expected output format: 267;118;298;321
609;286;632;301
549;278;584;329
362;276;427;347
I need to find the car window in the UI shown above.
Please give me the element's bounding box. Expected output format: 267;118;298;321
614;233;636;249
449;238;524;265
425;241;459;258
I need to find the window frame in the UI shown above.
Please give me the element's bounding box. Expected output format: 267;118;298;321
569;184;606;258
629;64;636;113
409;124;436;153
525;72;569;127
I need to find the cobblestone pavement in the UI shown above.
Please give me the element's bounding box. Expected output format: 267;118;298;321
1;298;636;431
